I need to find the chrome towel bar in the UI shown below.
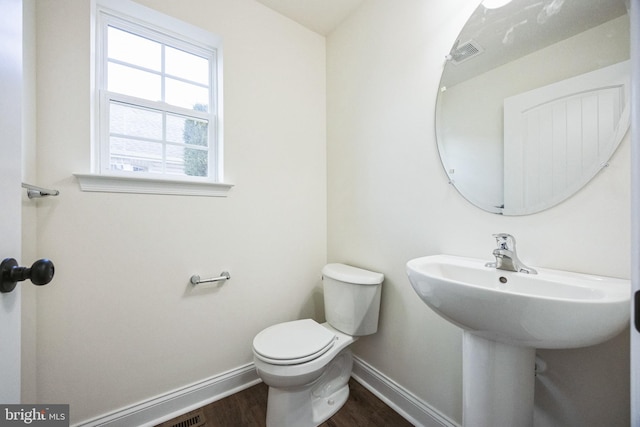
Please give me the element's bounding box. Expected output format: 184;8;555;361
190;271;230;285
22;183;60;199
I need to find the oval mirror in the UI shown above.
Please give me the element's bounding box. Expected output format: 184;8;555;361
436;0;630;215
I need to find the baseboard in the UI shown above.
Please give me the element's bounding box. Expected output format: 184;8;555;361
74;363;260;427
74;357;458;427
351;356;460;427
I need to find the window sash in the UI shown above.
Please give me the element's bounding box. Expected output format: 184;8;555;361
100;92;217;179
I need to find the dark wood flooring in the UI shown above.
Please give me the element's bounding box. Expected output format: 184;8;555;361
156;378;414;427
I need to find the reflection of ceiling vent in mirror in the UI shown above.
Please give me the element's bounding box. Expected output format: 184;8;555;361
448;40;484;64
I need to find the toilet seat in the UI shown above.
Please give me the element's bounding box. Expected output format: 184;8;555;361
253;319;336;365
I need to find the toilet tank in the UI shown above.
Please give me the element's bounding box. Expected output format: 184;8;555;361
322;263;384;336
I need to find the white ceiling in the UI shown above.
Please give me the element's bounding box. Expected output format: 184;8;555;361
255;0;365;35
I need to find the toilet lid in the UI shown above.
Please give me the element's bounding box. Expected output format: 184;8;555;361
253;319;336;365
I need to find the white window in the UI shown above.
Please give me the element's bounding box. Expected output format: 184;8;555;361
78;0;231;196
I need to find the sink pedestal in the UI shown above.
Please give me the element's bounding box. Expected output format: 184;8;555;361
407;255;630;427
463;332;535;427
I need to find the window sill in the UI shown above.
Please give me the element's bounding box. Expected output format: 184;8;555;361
74;174;233;197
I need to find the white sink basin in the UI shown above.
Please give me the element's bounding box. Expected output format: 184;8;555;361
407;254;630;349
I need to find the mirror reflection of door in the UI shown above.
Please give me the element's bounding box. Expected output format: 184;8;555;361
503;61;629;215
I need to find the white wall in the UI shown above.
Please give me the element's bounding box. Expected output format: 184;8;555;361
30;0;631;425
34;0;326;422
327;0;630;426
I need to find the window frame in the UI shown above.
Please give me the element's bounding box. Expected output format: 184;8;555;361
78;0;231;197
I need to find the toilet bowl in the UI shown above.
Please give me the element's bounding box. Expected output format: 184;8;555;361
252;264;384;427
254;320;356;426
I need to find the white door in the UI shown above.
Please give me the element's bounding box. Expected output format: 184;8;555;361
632;0;640;425
0;0;24;403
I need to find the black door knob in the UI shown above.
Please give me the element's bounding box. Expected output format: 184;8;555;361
0;258;55;293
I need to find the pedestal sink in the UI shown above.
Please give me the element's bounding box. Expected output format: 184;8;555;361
406;254;630;427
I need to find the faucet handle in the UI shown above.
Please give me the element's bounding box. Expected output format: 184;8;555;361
492;233;516;250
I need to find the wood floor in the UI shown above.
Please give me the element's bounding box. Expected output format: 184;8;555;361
156;378;414;427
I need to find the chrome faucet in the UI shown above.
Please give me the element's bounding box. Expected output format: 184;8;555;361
485;233;537;274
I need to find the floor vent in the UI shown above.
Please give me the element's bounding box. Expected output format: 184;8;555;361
157;410;207;427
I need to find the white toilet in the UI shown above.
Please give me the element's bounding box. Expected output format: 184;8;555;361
252;263;384;427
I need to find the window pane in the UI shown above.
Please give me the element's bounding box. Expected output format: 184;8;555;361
110;137;163;173
162;144;208;177
165;46;209;85
108;26;161;71
182;146;209;177
166;144;183;161
165;78;209;111
110;103;162;140
108;63;161;101
166;114;209;147
165;145;185;175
